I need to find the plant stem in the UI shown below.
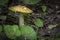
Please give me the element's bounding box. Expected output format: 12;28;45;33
19;13;24;26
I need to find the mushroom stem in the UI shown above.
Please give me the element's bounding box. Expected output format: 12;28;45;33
19;13;24;26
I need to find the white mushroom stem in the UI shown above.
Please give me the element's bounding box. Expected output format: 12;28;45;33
19;13;24;26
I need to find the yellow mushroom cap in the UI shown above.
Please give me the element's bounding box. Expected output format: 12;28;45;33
9;5;33;13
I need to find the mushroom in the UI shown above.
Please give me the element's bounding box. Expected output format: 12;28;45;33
9;5;33;26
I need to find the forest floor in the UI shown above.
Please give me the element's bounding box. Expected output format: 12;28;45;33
0;0;60;40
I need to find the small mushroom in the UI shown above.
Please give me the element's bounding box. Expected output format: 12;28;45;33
9;5;33;26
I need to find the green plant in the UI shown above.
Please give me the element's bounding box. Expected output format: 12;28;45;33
4;25;21;39
40;5;47;18
20;25;37;40
34;18;44;28
41;5;47;12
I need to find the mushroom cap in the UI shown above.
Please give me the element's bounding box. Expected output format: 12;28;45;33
9;5;33;13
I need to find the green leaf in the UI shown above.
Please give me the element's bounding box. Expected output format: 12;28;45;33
34;18;44;27
48;24;58;29
8;11;15;17
0;25;2;34
41;5;47;12
20;25;37;40
0;0;8;6
0;16;7;21
4;25;21;39
22;0;41;5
